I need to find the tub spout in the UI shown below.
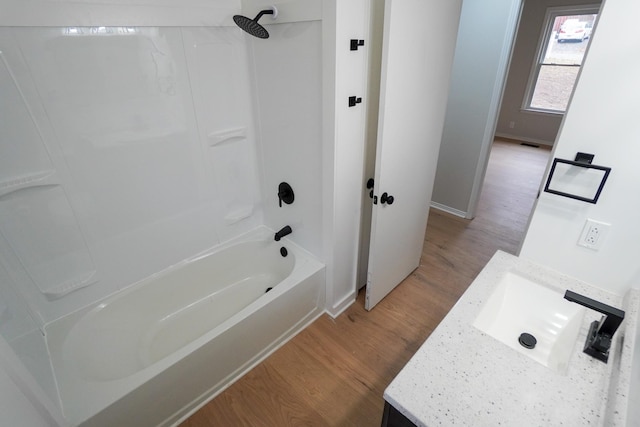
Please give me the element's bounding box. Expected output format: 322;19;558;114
274;225;292;241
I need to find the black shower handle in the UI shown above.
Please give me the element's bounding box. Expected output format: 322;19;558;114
278;182;294;208
381;192;394;205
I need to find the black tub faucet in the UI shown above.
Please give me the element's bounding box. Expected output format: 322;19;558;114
564;290;625;363
274;225;292;241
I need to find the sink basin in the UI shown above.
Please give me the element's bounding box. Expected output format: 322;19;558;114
473;272;585;372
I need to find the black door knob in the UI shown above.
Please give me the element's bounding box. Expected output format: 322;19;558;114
380;192;394;205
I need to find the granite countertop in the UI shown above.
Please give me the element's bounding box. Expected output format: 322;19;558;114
384;250;639;427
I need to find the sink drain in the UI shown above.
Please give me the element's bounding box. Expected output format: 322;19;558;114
518;332;537;349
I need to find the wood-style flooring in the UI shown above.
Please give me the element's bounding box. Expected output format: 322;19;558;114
181;139;551;426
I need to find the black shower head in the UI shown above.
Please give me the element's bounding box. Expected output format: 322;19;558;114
233;6;278;39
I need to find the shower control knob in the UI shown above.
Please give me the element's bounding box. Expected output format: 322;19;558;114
278;182;294;207
380;192;394;205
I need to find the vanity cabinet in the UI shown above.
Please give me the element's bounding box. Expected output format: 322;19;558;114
381;401;416;427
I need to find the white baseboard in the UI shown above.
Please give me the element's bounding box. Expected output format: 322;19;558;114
326;291;356;318
430;201;468;219
494;132;554;147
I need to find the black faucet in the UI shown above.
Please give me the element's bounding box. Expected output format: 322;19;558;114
564;290;625;363
274;225;292;241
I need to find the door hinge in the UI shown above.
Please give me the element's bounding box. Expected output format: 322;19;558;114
366;178;374;199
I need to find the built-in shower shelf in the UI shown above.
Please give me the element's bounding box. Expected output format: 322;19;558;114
208;127;247;146
224;205;254;224
0;170;57;199
42;270;98;300
0;178;97;301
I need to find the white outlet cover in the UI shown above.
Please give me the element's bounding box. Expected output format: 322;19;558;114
578;219;611;250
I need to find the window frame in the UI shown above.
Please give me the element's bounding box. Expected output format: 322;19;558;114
522;4;600;115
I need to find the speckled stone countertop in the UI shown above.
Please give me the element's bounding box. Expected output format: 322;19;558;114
384;250;639;427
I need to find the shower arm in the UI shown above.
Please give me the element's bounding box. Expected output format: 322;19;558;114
253;9;274;22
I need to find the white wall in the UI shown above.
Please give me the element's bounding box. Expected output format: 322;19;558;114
519;0;640;297
322;0;370;316
430;0;521;218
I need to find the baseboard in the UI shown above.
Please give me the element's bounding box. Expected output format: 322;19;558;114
430;201;468;219
494;132;554;147
326;291;356;319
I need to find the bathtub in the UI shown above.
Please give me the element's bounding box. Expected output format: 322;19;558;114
44;227;325;426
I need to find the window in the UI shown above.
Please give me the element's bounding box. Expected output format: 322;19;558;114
524;6;599;114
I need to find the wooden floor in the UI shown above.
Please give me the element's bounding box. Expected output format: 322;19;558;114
181;139;551;427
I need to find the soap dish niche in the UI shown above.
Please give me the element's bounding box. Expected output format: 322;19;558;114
208;128;247;147
224;205;254;225
42;271;99;300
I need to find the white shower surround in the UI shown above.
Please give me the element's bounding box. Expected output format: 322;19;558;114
0;3;325;425
0;23;325;323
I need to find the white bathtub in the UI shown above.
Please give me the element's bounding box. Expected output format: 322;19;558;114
44;227;325;426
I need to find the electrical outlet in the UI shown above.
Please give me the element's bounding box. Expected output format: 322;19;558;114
509;121;515;129
578;219;611;250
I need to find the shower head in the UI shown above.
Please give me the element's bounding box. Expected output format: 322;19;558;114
233;6;278;39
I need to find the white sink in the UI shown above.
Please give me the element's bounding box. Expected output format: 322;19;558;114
473;272;585;373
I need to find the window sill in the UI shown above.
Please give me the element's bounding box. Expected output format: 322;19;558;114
520;108;565;117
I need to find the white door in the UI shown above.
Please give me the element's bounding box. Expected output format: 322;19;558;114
365;0;463;310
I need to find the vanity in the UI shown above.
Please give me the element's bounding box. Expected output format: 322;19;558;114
382;251;639;426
